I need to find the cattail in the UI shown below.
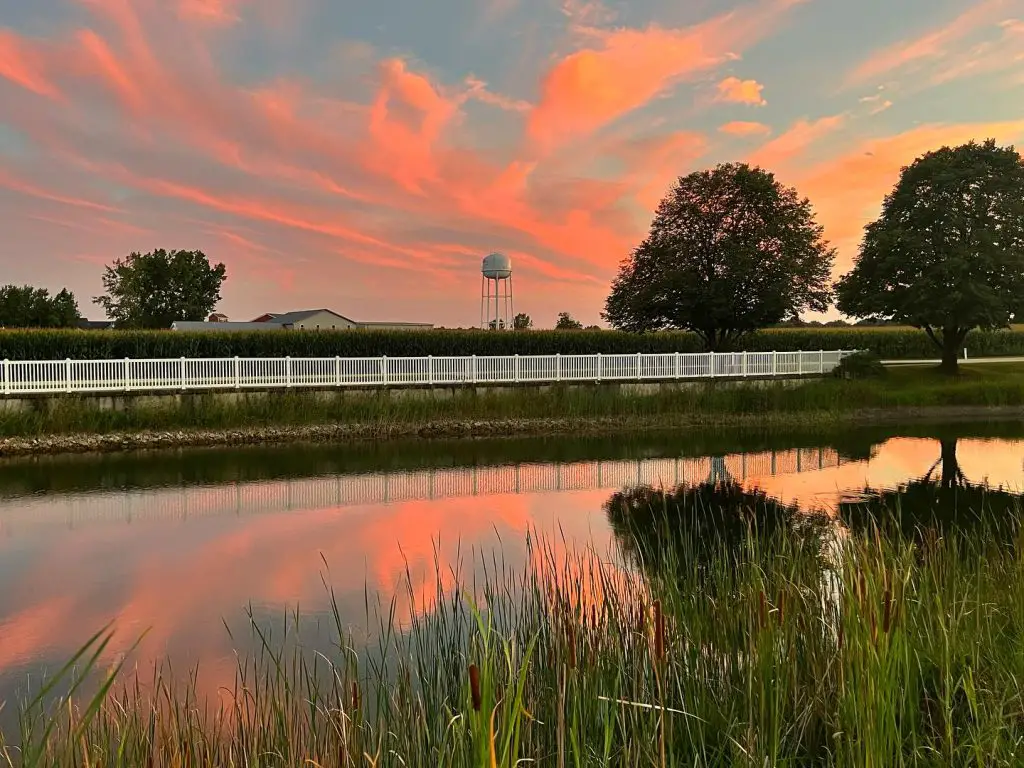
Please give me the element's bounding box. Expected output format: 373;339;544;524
351;681;360;711
653;599;665;662
870;607;877;646
758;591;768;630
469;664;482;712
837;625;844;651
882;589;893;634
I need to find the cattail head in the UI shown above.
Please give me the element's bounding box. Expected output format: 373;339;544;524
837;625;844;652
469;664;482;712
882;589;893;634
351;681;360;711
758;591;768;630
653;599;665;662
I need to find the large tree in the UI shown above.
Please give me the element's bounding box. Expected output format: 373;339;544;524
835;140;1024;374
0;285;80;328
94;249;227;329
604;163;834;350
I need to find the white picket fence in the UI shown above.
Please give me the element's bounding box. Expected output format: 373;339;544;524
0;350;856;396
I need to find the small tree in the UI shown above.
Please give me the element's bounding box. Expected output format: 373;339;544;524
94;249;227;329
555;312;583;330
604;163;834;350
513;312;532;330
836;140;1024;374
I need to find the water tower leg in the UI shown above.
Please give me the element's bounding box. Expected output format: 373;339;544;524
480;274;486;330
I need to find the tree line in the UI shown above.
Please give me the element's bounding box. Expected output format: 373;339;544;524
605;138;1024;373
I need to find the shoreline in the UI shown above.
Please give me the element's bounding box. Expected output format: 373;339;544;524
1;404;1022;457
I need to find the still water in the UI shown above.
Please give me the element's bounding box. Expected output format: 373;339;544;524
1;423;1023;709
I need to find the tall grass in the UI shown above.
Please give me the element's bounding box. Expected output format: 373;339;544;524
3;365;1024;439
5;486;1024;766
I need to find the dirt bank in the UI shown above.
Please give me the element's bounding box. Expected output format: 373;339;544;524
1;405;1022;457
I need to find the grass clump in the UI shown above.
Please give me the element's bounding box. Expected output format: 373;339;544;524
5;480;1024;765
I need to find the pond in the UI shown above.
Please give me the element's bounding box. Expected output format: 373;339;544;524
2;422;1023;716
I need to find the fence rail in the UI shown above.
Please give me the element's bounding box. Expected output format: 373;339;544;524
0;350;856;396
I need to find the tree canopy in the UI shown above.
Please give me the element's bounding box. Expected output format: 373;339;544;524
604;163;834;350
513;312;532;330
555;312;583;330
0;285;80;328
94;249;227;329
835;139;1024;373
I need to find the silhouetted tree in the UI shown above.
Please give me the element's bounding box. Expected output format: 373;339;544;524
836;140;1024;374
604;163;834;350
513;313;532;330
555;312;583;330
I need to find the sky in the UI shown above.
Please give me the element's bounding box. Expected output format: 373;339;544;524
1;0;1023;328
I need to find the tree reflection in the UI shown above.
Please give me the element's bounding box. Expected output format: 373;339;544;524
839;438;1024;544
605;480;829;588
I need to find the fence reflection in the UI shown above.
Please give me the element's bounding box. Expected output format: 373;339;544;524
0;447;840;534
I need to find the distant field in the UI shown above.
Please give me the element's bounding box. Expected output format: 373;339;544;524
1;325;1023;361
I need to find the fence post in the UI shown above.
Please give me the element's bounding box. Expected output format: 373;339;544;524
65;358;72;393
180;357;186;390
428;355;434;386
286;356;292;388
675;351;680;379
556;353;562;382
514;354;520;383
334;356;341;387
819;349;824;373
2;359;8;396
742;352;747;378
772;350;777;376
124;358;131;392
471;354;477;383
636;352;641;380
797;352;802;376
381;356;389;386
709;351;715;378
234;356;241;389
596;353;602;381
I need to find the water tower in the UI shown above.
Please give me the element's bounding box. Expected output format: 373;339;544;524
481;252;514;330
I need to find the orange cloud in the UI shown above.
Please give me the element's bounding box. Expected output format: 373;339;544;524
0;29;61;98
846;0;1013;86
715;76;766;105
528;0;807;150
720;120;772;137
178;0;245;25
796;120;1024;270
747;113;847;170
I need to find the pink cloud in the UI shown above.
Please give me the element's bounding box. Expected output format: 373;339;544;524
0;29;61;98
720;120;772;137
846;0;1015;86
747;114;847;170
528;0;807;150
715;76;767;105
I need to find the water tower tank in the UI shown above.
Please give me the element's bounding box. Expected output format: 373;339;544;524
482;252;512;280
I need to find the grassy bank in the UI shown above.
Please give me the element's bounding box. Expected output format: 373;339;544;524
2;325;1024;360
1;364;1023;448
6;487;1024;765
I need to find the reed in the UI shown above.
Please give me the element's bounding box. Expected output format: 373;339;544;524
4;491;1024;766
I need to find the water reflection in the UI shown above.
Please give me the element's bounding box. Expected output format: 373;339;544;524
0;426;1023;713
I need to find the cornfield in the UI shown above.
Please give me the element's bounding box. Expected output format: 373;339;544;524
1;326;1023;360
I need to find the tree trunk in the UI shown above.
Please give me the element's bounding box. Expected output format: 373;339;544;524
939;327;965;375
939;438;962;490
